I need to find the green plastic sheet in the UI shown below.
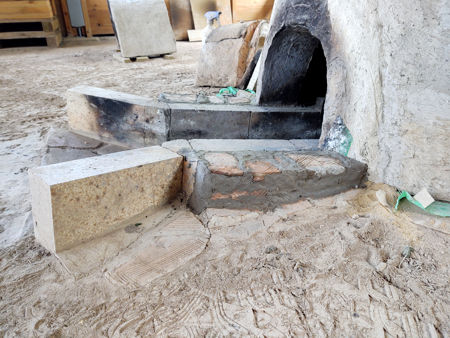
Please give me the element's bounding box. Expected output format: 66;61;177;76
395;191;450;217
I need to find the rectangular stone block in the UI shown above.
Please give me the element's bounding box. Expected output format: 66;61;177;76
249;109;323;139
189;139;296;152
169;103;250;139
29;146;182;253
67;86;170;148
108;0;176;58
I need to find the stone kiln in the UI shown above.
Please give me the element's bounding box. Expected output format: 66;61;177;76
256;0;450;200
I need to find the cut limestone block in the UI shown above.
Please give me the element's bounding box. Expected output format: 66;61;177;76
29;146;183;253
67;86;170;148
108;0;176;58
184;149;367;213
196;21;260;87
169;103;250;139
66;86;323;145
249;110;323;139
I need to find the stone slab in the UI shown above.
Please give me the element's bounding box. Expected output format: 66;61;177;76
289;139;319;150
185;149;367;213
42;128;129;165
196;21;259;87
66;86;325;146
169;104;250;139
249;110;323;139
189;139;296;152
67;86;170;148
29;146;183;253
108;0;176;58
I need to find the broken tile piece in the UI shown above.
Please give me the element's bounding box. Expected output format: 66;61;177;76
205;152;243;176
245;160;280;181
288;154;346;176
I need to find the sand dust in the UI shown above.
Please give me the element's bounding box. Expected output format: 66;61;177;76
0;40;449;336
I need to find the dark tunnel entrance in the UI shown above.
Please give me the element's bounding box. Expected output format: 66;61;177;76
258;26;327;108
298;42;327;106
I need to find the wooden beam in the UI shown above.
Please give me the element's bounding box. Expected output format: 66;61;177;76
80;0;93;37
0;31;55;39
231;0;274;23
0;0;54;21
85;0;114;35
60;0;78;36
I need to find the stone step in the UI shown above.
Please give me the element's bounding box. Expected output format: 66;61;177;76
162;139;367;214
29;146;183;253
67;86;323;148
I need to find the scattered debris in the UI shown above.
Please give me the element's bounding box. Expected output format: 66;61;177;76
398;246;414;268
264;245;280;254
413;188;435;208
395;190;450;217
376;189;389;207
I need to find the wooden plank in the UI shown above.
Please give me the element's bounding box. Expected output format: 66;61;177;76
80;0;92;37
0;0;54;21
43;17;62;46
60;0;78;36
187;29;202;42
247;56;261;91
0;18;52;23
169;0;194;41
0;30;54;39
86;0;114;35
51;0;67;36
189;0;231;30
216;0;232;25
231;0;273;22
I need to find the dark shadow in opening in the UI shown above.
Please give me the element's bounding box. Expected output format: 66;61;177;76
259;26;327;108
298;42;327;106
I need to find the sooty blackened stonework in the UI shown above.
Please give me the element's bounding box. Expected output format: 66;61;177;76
86;95;170;146
256;0;331;105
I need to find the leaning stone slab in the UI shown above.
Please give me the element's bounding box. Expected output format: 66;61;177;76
42;127;128;165
67;86;170;148
29;146;182;253
108;0;176;58
196;21;260;87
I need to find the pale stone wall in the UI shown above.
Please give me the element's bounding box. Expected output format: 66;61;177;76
259;0;450;200
327;0;450;201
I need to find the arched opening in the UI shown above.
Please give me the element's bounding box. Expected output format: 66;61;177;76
258;26;327;108
298;42;327;106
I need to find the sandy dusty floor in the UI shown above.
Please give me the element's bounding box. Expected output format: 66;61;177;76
0;40;449;337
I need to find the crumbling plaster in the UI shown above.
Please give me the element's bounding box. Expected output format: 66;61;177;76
257;0;450;200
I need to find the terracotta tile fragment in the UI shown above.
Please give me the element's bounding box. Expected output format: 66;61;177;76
245;160;281;181
204;152;244;176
